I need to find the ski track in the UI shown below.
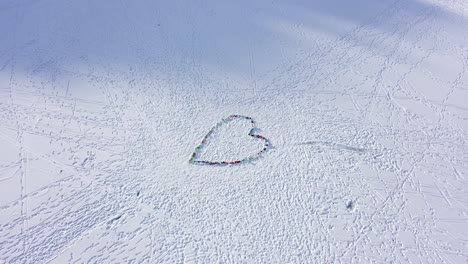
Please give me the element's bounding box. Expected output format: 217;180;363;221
0;0;467;263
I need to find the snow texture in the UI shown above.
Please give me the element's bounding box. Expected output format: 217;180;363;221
0;0;467;263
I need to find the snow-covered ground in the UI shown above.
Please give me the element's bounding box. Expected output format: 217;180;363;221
1;0;467;263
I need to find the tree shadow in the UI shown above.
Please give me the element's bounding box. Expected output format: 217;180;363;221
0;0;465;96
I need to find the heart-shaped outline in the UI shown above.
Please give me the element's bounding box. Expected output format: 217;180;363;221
189;115;270;165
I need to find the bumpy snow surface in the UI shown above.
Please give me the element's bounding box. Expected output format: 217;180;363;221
1;0;467;263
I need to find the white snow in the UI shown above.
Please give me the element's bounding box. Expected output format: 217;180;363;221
1;0;467;263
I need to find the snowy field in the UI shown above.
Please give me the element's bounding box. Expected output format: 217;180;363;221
1;0;468;263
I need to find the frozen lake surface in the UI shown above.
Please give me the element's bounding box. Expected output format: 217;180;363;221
1;0;467;263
